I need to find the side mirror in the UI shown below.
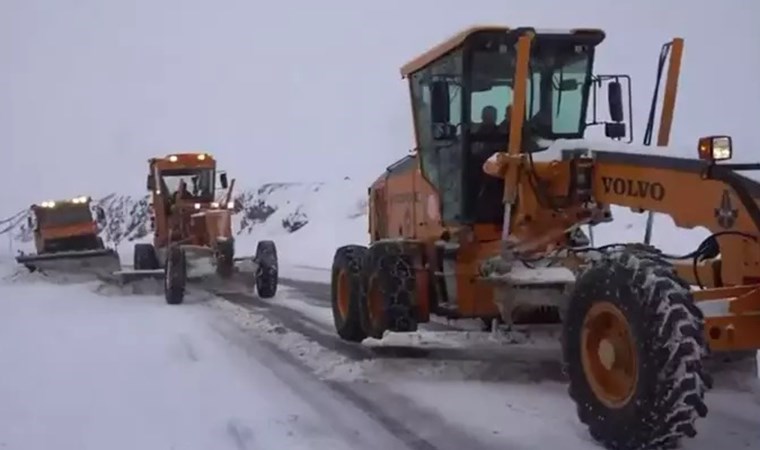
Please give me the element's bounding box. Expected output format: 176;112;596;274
147;174;155;191
698;135;732;162
587;74;633;143
219;172;229;189
26;217;32;228
608;81;624;123
430;80;451;124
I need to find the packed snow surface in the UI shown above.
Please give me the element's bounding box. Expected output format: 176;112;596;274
0;270;410;450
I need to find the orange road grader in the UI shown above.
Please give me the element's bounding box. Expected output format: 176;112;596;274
115;152;278;304
16;196;121;278
330;26;760;449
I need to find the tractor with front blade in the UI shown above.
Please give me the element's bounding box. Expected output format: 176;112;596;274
116;152;278;304
16;195;121;279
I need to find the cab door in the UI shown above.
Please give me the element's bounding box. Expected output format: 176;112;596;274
408;49;466;227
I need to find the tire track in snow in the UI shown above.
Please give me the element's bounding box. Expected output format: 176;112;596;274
216;288;555;368
232;279;760;450
208;308;499;450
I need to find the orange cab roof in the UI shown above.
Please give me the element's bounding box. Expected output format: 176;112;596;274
399;25;605;78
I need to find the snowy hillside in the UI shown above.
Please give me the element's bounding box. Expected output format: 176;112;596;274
0;173;711;269
0;179;370;268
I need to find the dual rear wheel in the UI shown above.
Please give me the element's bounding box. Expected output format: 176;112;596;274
331;243;420;342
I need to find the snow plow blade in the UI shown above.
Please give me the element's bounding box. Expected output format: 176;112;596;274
16;249;122;281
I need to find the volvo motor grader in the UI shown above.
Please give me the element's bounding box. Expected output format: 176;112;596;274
330;26;760;449
115;152;278;304
16;196;121;278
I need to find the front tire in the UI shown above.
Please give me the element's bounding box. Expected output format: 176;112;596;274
563;249;710;450
134;243;158;270
215;239;234;279
164;246;187;305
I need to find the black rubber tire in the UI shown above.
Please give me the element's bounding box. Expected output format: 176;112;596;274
563;249;711;450
330;245;369;342
164;246;187;305
95;236;105;249
134;243;159;270
255;240;278;299
215;239;234;279
361;241;418;339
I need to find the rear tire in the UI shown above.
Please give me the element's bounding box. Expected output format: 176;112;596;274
164;246;186;305
255;240;278;299
330;245;368;342
134;243;159;270
361;241;419;339
563;249;710;450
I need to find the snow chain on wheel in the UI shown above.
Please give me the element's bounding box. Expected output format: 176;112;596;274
255;240;278;299
330;245;369;342
361;241;420;339
563;249;711;450
164;246;187;305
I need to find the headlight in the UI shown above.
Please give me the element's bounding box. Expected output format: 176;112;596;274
211;202;219;208
169;155;178;162
698;135;732;162
197;154;206;161
227;201;234;209
712;137;732;160
194;203;201;210
42;201;56;208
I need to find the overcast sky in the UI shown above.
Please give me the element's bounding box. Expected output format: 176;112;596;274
1;0;758;215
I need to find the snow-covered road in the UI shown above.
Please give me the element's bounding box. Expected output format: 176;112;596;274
0;276;418;450
1;264;759;450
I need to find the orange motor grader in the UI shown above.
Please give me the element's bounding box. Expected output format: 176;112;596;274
330;26;760;449
16;196;120;278
116;152;279;305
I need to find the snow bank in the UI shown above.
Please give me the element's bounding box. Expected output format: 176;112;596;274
234;179;369;268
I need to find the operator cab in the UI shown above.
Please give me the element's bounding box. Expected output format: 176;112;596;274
146;153;230;207
402;26;629;225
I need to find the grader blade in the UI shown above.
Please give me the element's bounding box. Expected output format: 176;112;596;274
16;248;122;281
